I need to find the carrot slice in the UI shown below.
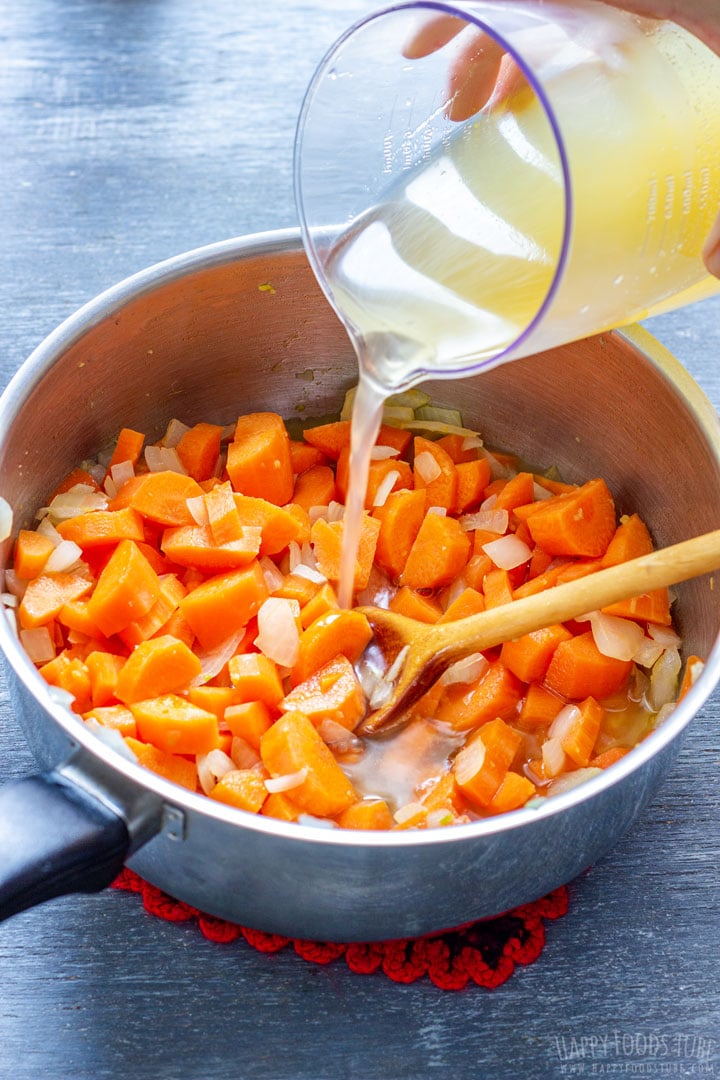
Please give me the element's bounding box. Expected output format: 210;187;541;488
292;465;336;512
129;694;219;755
289;440;327;475
85;704;137;738
438;586;485;623
259;710;357;817
126;471;204;527
559;696;604;766
209;770;268;813
118;573;186;647
291;609;372;686
233;494;305;556
280;654;365;730
437;659;523;731
601;513;654;566
124;736;198;790
400;512;470;589
19;569;94;630
544;631;632;700
453;718;522;808
86;651;125;707
115;635;202;704
487;771;536;814
108;428;145;470
310;514;380;593
160;522;261;570
86;540;161;638
500;624;572;683
494;471;535;512
228;652;285;709
13;530;54;580
518;683;566;727
299;582;338;629
175;422;224;482
57;507;145;548
372;488;426;581
179;561;268;650
336;799;394;830
389;587;443;624
413;436;458;511
601;589;672;626
526;478;616;558
455;458;491;513
226;415;293;506
224;700;275;748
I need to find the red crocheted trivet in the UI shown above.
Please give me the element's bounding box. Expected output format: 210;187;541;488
112;868;568;991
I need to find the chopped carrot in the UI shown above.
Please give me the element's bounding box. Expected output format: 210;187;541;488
436;434;480;464
209;770;268;813
559;696;604;766
57;507;145;548
226;416;294;506
13;530;54;580
86;651;125;707
487;770;536;814
160;522;261;570
224;700;275;748
39;652;92;713
590;746;630;769
108;428;145;470
601;513;654;566
85;704;137;738
526;478;617;558
233;494;305;556
179;561;268;650
259;710;357;817
291;609;372;686
124;736;198;790
310;514;380;593
438;586;485;623
601;588;672;626
299;582;338;629
335;447;413;507
455;458;491;513
400;512;470;589
57;598;106;640
501;624;573;683
228;652;284;709
336;798;394;830
482;567;515;608
389;587;443;624
187;685;238;722
130;694;219;755
437;659;523;731
453;718;522;808
280;654;365;730
413;436;458;512
261;791;301;821
289;440;327;475
518;683;566;727
273;572;319;607
115;635;202;704
372;487;426;580
204;481;245;544
678;655;705;701
51;467;101;498
175;422;224;482
125;471;204;527
494;471;535;512
19;568;94;630
544;631;632;700
291;465;336;511
86;540;161;637
302;419;351;460
118;572;186;647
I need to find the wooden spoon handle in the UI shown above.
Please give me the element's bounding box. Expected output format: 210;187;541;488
437;529;720;656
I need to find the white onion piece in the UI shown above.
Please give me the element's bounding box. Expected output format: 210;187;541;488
47;685;76;709
103;475;117;499
186;495;209;526
4;607;17;636
548;704;581;742
20;626;56;664
461;436;484;451
85;462;107;485
144;445;188;475
426;808;455;828
482;451;514;479
547;767;602;797
291;562;327;584
4;571;26;598
632;636;665;669
308;504;330;524
265;768;308;794
459;509;509;534
44;490;108;521
230;736;261;770
255;597;300;667
85;718;138;761
393;801;426;825
327;501;345;523
648;623;682;648
372;470;400;508
259;555;285;593
0;498;12;543
589;611;645;662
440;652;488;686
196;750;235;794
648;646;681;710
532;482;553;501
370;445;400;460
287;540;302;571
297;814;337;829
110;460;135;490
192;629;246;683
318;719;364;755
414;452;442;484
482;534;532;570
1;592;17;608
300;542;318;570
44;539;83;573
384;644;409;686
427;505;447;517
369;678;393;710
541;736;567;778
36;517;64;546
480;493;498;511
162;417;190;447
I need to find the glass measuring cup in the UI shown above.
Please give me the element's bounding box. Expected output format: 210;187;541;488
294;0;720;394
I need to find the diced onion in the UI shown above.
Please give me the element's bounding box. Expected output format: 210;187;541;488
265;768;308;793
532;482;553;501
103;475;117;499
144;445;188;475
308;504;330;523
459;509;509;534
44;490;108;521
648;623;682;648
328;501;345;523
648;646;681;710
370;445;400;460
186;495;209;526
291;562;327;584
414;452;442;484
548;704;581;741
255;597;301;667
4;570;26;599
192;629;246;683
393;801;426;825
259;555;285;593
0;497;13;543
427;506;447;517
230;735;261;770
589;611;645;662
482;451;514;479
287;541;302;571
443;575;467;610
461;436;484;451
541;736;567;778
547;767;603;797
440;652;488;686
297;814;337;829
632;636;665;669
44;539;83;573
480;493;498;510
426;808;454;828
482;534;532;570
162;418;190;448
47;685;76;709
110;460;135;490
318;719;363;755
1;592;17;608
384;644;409;686
20;626;56;664
197;749;235;794
36;517;63;546
372;470;400;508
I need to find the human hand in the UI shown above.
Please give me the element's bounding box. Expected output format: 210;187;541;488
404;0;720;275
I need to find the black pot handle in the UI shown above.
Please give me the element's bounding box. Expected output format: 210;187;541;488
0;771;129;920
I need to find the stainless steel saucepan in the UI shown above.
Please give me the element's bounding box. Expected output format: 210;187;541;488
1;229;718;941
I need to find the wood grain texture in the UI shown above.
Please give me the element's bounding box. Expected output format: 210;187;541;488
0;2;719;1078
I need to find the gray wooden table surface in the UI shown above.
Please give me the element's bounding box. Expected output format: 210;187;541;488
0;3;718;1078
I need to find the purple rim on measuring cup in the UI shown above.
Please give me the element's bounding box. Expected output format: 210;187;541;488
293;0;573;383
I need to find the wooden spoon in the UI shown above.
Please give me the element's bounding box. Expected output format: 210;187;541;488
356;529;720;735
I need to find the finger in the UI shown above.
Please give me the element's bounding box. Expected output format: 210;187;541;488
702;210;720;279
402;13;467;59
446;33;506;121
